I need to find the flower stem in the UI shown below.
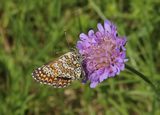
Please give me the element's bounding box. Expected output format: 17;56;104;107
125;64;157;92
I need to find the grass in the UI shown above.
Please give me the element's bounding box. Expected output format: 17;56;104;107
0;0;160;114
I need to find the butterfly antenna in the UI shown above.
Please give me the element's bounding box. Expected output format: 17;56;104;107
64;30;77;53
64;30;71;50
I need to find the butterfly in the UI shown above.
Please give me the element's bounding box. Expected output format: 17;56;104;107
32;51;84;88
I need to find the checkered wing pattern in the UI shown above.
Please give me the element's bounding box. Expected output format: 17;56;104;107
32;51;82;88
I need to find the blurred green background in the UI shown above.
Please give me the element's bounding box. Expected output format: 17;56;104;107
0;0;160;115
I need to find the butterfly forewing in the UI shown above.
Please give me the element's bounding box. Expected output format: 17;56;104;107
32;51;82;88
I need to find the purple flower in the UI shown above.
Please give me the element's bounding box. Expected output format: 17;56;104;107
76;20;128;88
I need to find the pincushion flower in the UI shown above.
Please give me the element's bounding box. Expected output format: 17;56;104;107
76;20;128;88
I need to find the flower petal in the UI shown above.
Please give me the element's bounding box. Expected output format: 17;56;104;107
99;69;108;82
97;23;104;33
104;20;111;33
88;30;94;37
80;33;88;41
76;41;83;49
90;82;98;88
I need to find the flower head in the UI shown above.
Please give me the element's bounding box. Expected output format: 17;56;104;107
76;20;127;88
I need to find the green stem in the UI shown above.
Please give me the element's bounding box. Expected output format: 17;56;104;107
125;64;157;92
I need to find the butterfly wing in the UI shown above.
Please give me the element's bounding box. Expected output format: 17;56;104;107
32;51;82;88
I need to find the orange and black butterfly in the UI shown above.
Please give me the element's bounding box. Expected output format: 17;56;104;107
32;51;84;88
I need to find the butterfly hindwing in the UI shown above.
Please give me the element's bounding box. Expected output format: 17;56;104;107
32;51;82;88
